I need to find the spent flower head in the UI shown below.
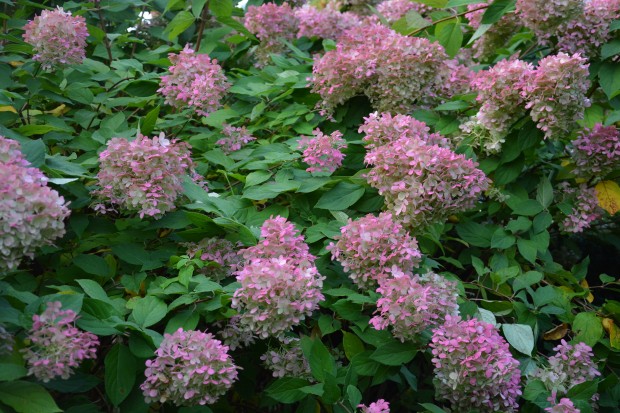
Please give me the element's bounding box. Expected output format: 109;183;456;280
298;129;347;174
21;301;99;382
260;337;312;379
23;7;88;70
244;3;298;67
570;124;620;179
184;238;242;281
158;46;229;117
430;315;522;412
359;399;390;413
141;328;238;406
327;212;422;289
216;124;256;154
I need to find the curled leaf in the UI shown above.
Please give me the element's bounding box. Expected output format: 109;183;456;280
543;323;569;341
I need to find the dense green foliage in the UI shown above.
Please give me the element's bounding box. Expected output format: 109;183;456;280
1;0;620;412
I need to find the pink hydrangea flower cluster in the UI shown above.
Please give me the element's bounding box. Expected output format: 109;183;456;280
523;53;590;139
21;301;99;383
371;270;459;342
556;0;620;58
298;129;347;174
516;0;584;38
533;339;601;395
377;0;432;22
217;316;256;351
359;399;390;413
311;23;449;115
545;393;580;413
244;3;298;67
1;136;70;272
0;325;13;355
22;7;88;70
295;4;360;40
559;183;602;233
93;133;197;219
472;59;534;139
327;212;422;289
232;217;325;338
430;315;522;413
216;124;255;154
260;337;312;379
359;112;450;150
141;328;238;406
158;46;230;117
570;124;620;178
364;130;490;230
184;238;242;281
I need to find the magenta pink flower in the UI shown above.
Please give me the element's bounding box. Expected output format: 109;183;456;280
559;183;602;233
184;238;242;281
244;3;298;67
359;399;390;413
570;124;620;178
216;124;255;154
533;339;601;395
298;129;347;174
523;53;590;139
545;393;580;413
260;337;312;379
377;0;432;22
364;132;490;230
295;4;360;40
232;217;324;338
1;136;70;272
516;0;584;37
430;315;522;412
328;212;422;289
360;112;450;150
23;7;88;70
94;133;198;219
158;46;230;117
21;301;99;382
371;271;459;342
141;328;238;406
557;0;620;58
311;23;449;115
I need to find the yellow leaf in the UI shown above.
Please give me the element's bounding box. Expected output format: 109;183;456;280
595;180;620;215
580;279;594;303
0;106;17;114
602;318;620;349
9;61;23;67
543;322;569;341
44;104;69;117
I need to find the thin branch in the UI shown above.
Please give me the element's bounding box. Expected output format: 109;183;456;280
194;1;210;52
95;0;113;64
407;4;490;37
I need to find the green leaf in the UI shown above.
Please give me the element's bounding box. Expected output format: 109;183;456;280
141;105;160;136
481;0;516;24
456;221;494;247
599;62;620;99
435;20;463;57
76;279;110;302
0;381;61;413
502;324;534;355
416;0;448;6
265;378;313;403
536;177;553;208
491;228;516;249
567;380;599;401
392;10;431;35
420;403;449;413
209;0;233;17
370;341;417;366
343;331;365;361
507;199;544;216
20;139;45;167
105;344;137;406
447;0;484;6
315;182;364;210
0;363;27;381
132;296;167;328
165;11;195;40
517;238;538;264
74;254;111;278
301;336;337;383
602;38;620;60
573;312;604;347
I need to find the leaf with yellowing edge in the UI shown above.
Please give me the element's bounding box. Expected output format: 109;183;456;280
543;323;569;341
45;104;69;117
595;180;620;215
580;279;594;303
602;318;620;349
0;106;17;113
